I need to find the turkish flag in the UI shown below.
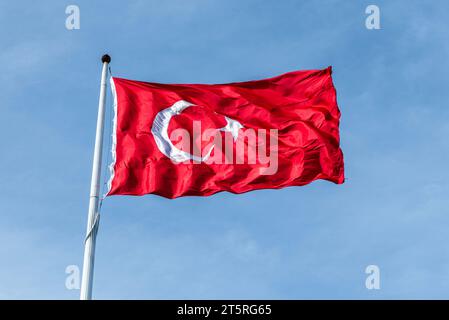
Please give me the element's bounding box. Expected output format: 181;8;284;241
107;67;344;198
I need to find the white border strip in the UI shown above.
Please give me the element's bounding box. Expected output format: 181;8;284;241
106;77;118;196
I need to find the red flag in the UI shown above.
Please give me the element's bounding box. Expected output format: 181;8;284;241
107;67;344;198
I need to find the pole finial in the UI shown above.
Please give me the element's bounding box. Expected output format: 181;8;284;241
101;54;111;63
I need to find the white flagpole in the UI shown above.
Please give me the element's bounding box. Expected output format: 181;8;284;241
80;54;111;300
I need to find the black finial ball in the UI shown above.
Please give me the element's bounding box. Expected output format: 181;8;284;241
101;54;111;63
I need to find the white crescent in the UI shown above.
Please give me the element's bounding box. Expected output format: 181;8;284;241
151;100;243;163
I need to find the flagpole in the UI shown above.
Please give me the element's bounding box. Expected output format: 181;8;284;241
80;54;111;300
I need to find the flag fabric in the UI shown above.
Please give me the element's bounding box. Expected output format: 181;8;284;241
107;67;344;199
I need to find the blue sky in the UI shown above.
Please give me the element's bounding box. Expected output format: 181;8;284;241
1;0;449;299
